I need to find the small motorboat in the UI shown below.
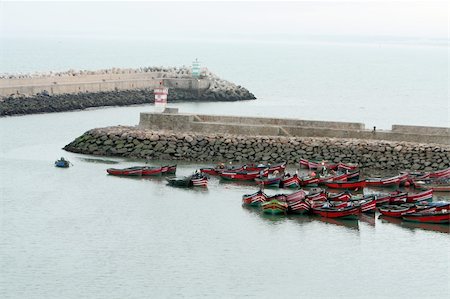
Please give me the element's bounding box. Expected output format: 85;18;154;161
280;173;300;188
324;179;366;190
55;157;70;168
166;172;208;188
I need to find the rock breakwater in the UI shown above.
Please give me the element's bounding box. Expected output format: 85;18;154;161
64;126;450;171
0;66;256;116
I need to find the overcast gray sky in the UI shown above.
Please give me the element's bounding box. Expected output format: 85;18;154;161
0;1;448;40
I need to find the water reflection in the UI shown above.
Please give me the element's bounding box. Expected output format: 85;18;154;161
314;215;360;231
379;215;449;234
359;213;376;227
78;157;119;164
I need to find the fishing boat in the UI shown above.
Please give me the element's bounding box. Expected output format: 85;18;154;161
378;204;417;217
161;164;177;174
166;176;192;187
317;172;348;184
166;173;208;188
402;211;450;224
299;158;338;170
244;161;287;173
337;162;359;171
189;172;208;187
55;157;70;168
365;173;408;187
346;170;361;181
106;166;143;176
413;180;450;192
374;193;391;206
255;175;283;187
141;166;163;176
406;189;433;203
261;195;288;215
324;180;366;190
285;190;309;214
389;191;407;204
311;205;360;219
280;174;300;188
353;196;377;213
220;169;268;181
242;190;268;206
298;176;319;186
327;191;351;202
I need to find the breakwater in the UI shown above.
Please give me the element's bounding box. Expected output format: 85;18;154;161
0;67;255;116
64;125;450;171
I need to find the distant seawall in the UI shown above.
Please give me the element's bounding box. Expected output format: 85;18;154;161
0;67;256;116
64;112;450;171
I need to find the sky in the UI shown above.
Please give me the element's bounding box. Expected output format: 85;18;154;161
0;1;448;41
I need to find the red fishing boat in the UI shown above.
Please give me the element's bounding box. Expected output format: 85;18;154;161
244;161;287;173
299;158;338;170
374;193;391;206
402;211;450;224
327;191;351;202
406;190;433;203
312;205;360;219
389;191;407;204
324;180;366;190
281;174;300;188
161;164;177;174
106;166;143;176
242;190;268;206
219;169;268;181
378;204;417;217
255;175;283;187
365;173;408;187
337;162;358;171
298;176;319;186
141;166;163;176
346;170;361;181
317;172;348;184
285;190;309;214
357;198;377;213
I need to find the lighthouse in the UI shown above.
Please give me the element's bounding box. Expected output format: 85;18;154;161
154;81;168;112
192;58;200;78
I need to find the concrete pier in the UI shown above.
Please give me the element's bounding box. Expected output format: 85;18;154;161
139;112;450;145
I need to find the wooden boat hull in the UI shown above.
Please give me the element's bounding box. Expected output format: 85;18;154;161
406;190;433;203
312;206;360;219
379;205;416;218
220;169;268;181
403;212;450;224
107;167;143;176
324;180;366;189
255;176;282;187
261;199;288;215
281;175;300;188
166;177;192;187
141;166;163;176
242;190;268;206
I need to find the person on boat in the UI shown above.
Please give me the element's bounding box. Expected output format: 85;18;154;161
259;169;265;178
60;157;65;161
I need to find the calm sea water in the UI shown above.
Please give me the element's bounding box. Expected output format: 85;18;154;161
0;38;449;298
0;37;448;129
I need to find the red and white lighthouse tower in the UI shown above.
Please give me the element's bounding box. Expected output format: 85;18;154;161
154;81;168;112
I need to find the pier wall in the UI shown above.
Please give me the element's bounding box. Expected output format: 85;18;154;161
64;126;450;171
138;112;450;145
0;72;210;98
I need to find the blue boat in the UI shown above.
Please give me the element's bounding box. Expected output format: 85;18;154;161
55;157;70;168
